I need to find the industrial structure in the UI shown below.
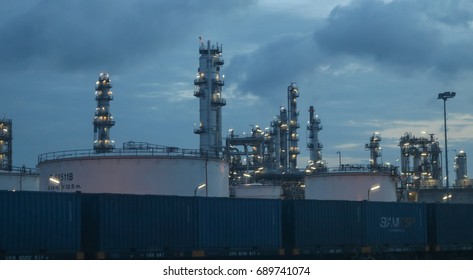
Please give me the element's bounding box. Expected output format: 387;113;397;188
194;38;226;157
0;117;39;191
0;118;12;172
397;131;473;202
366;132;382;170
93;73;115;153
305;133;399;202
306;106;325;173
455;151;472;187
417;150;473;203
225;83;313;199
4;37;471;203
287;83;300;171
398;132;443;200
38;61;229;196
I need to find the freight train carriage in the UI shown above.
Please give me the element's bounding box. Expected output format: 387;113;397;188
427;203;473;258
0;191;82;260
81;194;282;259
2;191;473;259
283;200;428;258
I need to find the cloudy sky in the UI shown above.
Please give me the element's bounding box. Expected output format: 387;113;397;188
3;0;473;180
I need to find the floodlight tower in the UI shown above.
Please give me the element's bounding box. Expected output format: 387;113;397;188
93;73;115;153
194;38;226;157
437;91;455;190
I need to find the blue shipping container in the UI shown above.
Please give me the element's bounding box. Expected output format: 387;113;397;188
282;200;363;251
363;202;427;250
427;203;473;250
196;197;282;251
0;191;81;253
81;194;196;255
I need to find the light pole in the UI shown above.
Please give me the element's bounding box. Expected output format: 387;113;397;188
194;183;206;196
368;185;380;201
437;91;456;193
336;151;341;170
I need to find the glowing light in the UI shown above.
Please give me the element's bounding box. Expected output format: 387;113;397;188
49;177;60;184
370;185;380;191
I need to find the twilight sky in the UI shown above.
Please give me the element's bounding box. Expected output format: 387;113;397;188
2;0;473;180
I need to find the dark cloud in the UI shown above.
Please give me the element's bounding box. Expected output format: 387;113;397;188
0;0;255;73
226;33;319;102
314;0;473;73
315;0;439;66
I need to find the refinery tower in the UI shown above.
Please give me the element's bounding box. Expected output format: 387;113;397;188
93;73;115;153
194;38;226;157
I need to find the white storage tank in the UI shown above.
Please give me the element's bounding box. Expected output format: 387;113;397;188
305;171;397;201
0;169;39;191
37;149;229;197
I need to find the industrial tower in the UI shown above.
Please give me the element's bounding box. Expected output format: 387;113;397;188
366;132;382;169
277;107;288;170
399;132;442;191
93;73;115;153
307;106;323;166
194;39;226;157
0;118;12;171
287;83;300;170
454;151;472;187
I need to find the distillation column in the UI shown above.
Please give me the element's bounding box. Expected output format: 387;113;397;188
455;151;471;187
279;107;288;171
271;117;281;171
287;83;300;170
399;132;442;191
93;73;115;153
307;106;323;164
365;132;382;170
0;118;12;171
194;39;226;157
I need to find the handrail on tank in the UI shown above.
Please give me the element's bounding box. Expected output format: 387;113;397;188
37;146;221;164
324;163;399;174
3;165;39;175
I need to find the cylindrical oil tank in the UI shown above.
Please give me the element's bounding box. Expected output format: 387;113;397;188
38;155;229;197
304;172;397;201
0;171;39;191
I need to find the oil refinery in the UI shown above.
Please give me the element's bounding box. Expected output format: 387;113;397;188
3;38;473;260
0;38;472;203
0;118;38;191
36;40;229;197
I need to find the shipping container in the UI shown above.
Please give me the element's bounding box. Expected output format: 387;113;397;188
427;203;473;251
81;193;196;259
0;191;81;259
196;197;282;257
282;200;363;256
363;201;427;252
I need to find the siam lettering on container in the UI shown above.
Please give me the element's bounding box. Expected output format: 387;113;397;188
379;216;416;232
